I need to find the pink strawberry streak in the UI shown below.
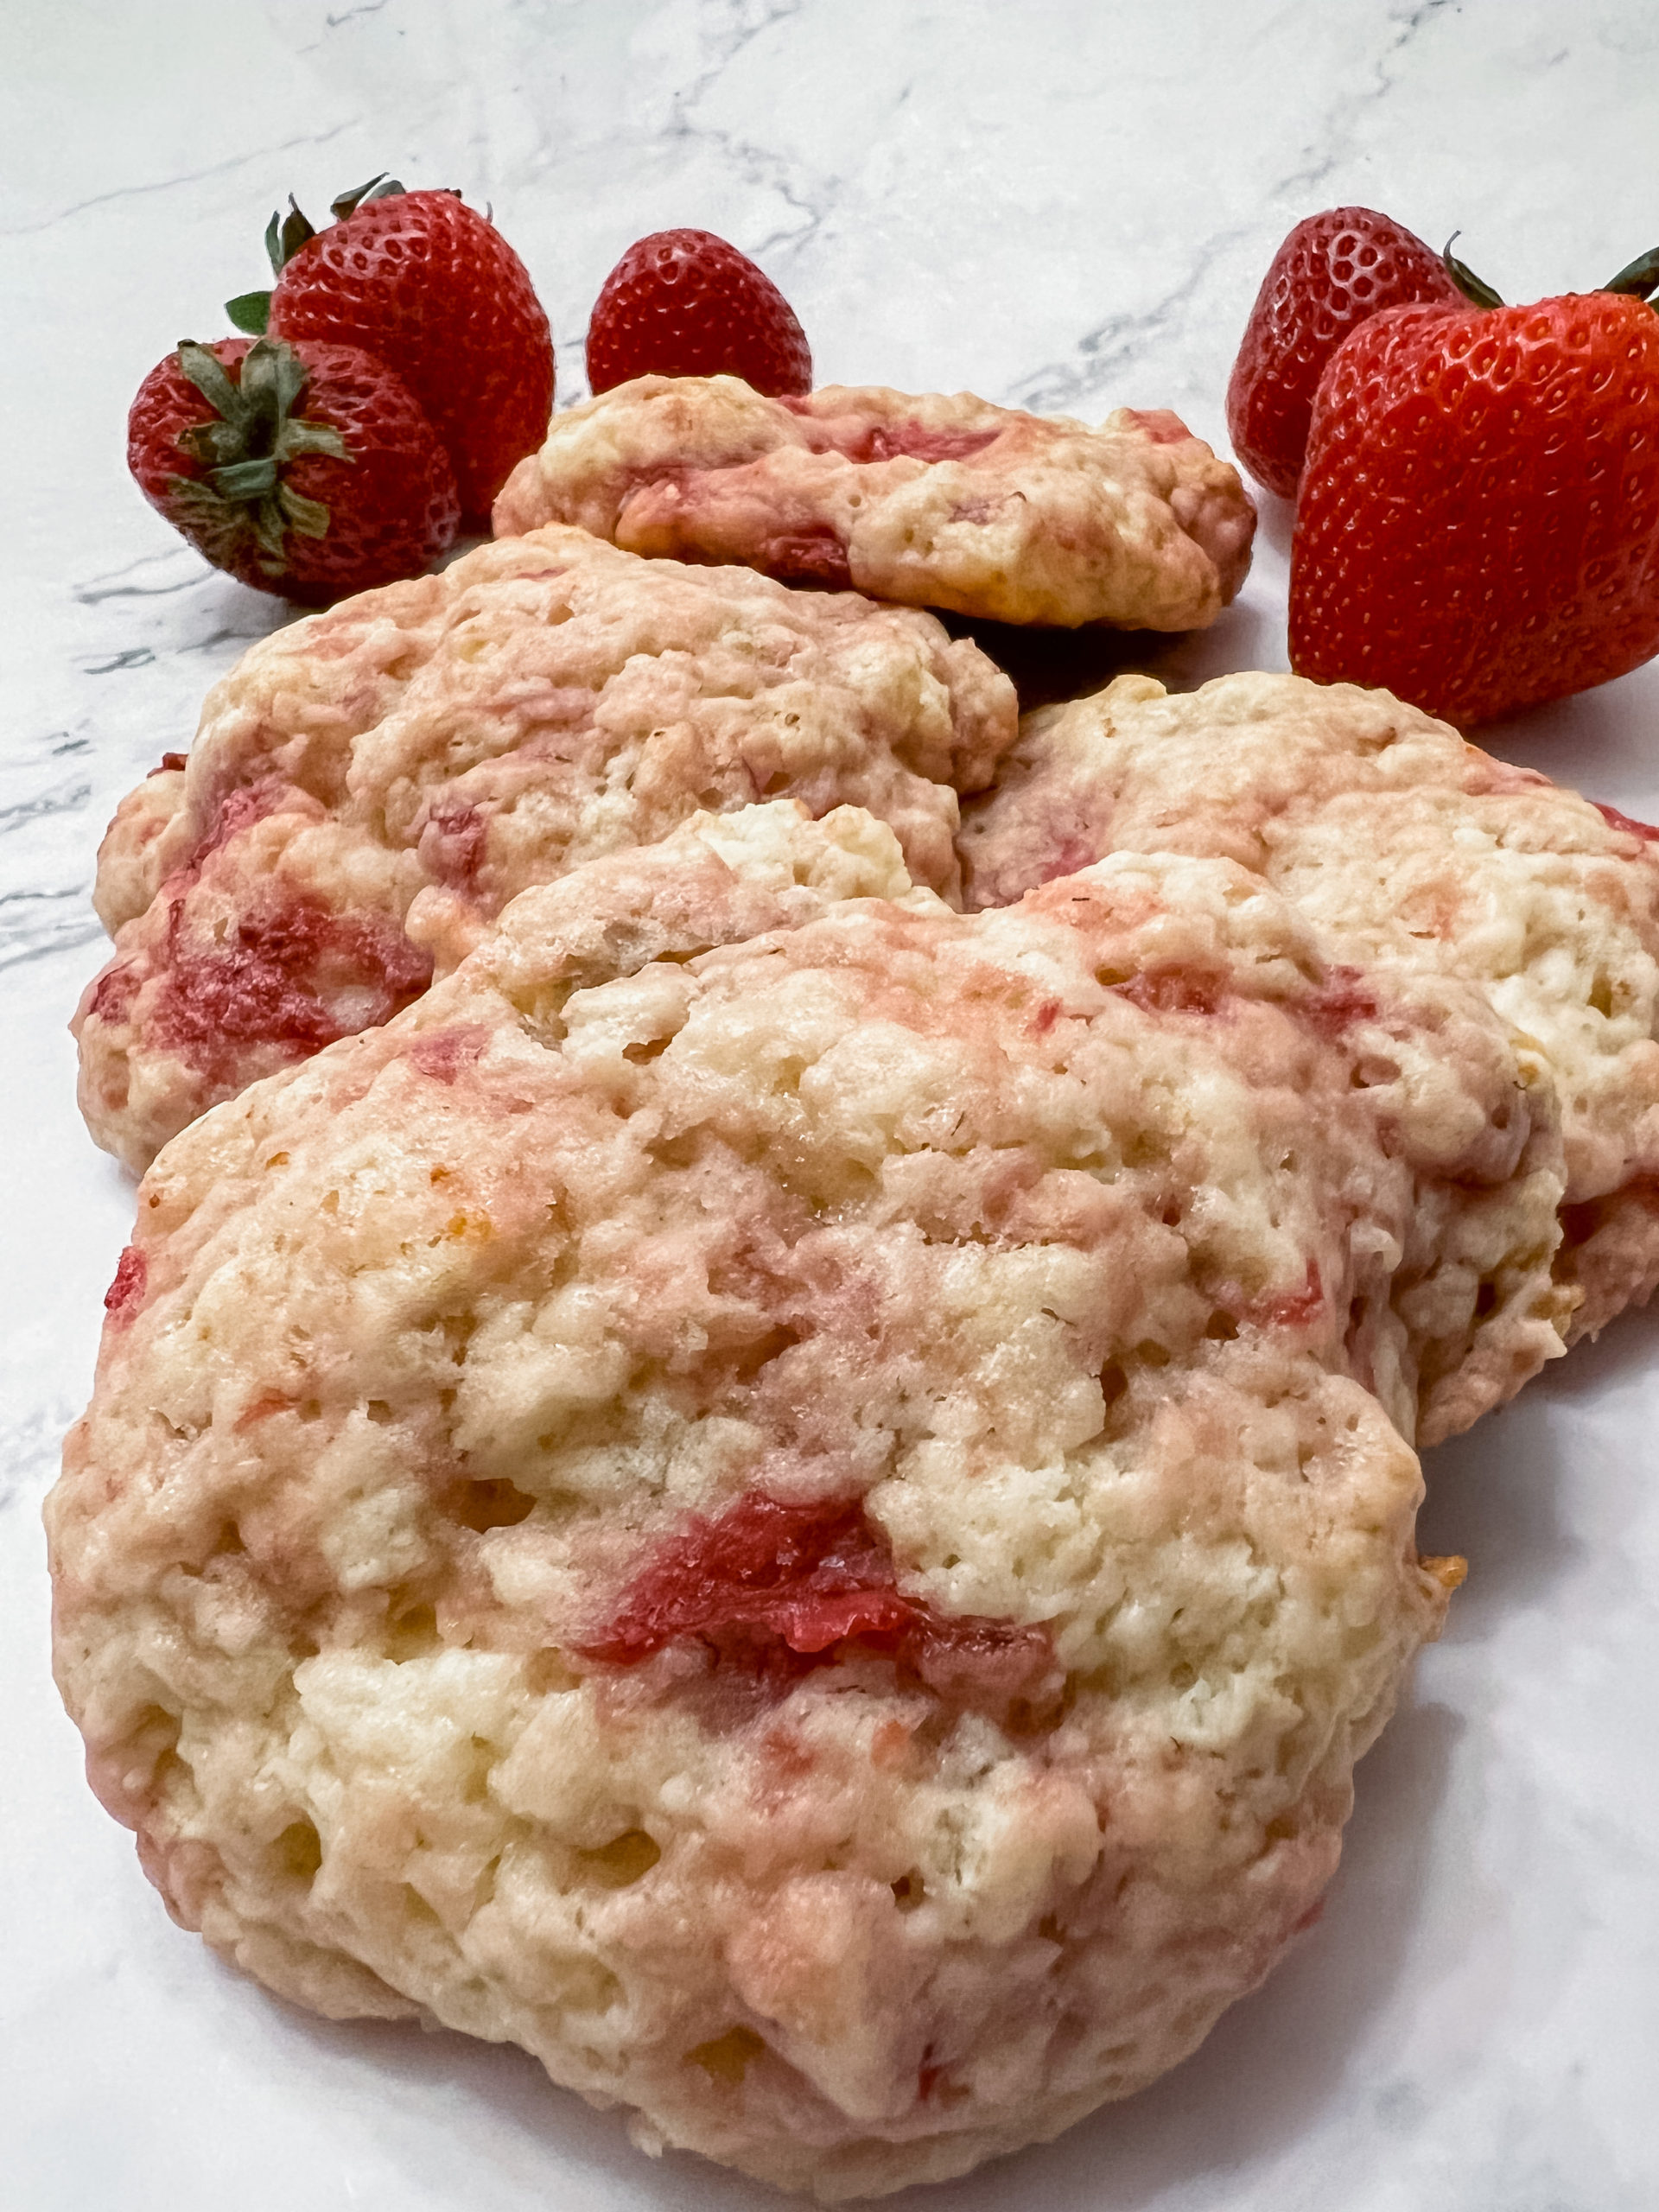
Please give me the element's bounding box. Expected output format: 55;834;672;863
149;894;432;1084
416;799;490;891
103;1246;147;1326
775;403;1002;467
1119;408;1196;448
581;1495;920;1662
1204;1258;1326;1333
1116;965;1226;1017
182;777;292;873
1594;799;1659;843
1251;1258;1325;1331
580;1492;1053;1702
87;963;139;1025
82;772;435;1088
760;526;852;590
1300;965;1379;1037
406;1025;490;1084
1111;963;1376;1034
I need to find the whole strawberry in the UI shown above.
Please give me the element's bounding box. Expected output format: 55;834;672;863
247;179;554;527
1226;207;1465;496
1289;286;1659;727
128;335;460;604
586;228;811;397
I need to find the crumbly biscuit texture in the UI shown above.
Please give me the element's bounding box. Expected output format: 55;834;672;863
92;760;187;936
493;376;1255;631
54;804;1471;2198
74;526;1015;1173
959;671;1659;1341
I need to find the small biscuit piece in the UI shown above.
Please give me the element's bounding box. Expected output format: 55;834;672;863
958;670;1659;1343
55;803;1499;2198
74;526;1014;1173
493;376;1255;631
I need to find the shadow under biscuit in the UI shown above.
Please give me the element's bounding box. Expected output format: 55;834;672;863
1416;1297;1659;1638
938;602;1286;715
937;611;1181;712
251;1964;795;2211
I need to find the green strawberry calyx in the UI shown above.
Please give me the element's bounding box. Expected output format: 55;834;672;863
163;337;352;576
1601;245;1659;302
1441;234;1504;310
226;175;407;335
1437;234;1659;316
325;172;409;225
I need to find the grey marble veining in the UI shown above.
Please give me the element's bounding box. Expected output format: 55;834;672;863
4;3;1659;2207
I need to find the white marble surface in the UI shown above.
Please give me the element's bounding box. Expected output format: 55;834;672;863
4;2;1659;2204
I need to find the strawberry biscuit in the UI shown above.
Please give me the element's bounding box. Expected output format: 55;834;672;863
52;800;1534;2196
75;526;1014;1173
959;670;1659;1343
493;376;1255;632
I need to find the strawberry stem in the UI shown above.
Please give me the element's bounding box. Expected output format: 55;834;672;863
1441;234;1504;310
265;198;317;276
328;173;404;221
247;181;405;318
212;456;281;499
1602;245;1659;300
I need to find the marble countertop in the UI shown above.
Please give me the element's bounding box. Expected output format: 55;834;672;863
4;3;1658;2206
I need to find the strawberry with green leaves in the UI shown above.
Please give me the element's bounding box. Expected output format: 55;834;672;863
233;176;555;526
127;335;460;604
1289;247;1659;728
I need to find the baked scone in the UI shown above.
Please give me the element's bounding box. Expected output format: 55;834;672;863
73;525;1014;1174
493;376;1255;632
54;803;1500;2198
958;670;1659;1342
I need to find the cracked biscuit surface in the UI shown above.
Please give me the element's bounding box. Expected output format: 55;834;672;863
53;802;1493;2199
958;670;1659;1342
493;376;1255;631
74;525;1014;1174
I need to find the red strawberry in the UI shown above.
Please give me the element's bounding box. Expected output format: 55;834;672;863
1226;207;1465;496
128;335;460;604
586;228;811;397
255;180;555;527
1289;287;1659;727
